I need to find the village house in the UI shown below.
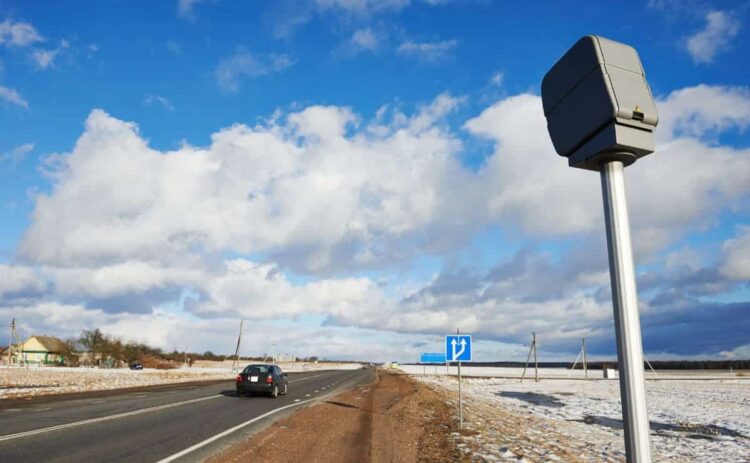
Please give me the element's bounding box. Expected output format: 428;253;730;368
2;335;69;366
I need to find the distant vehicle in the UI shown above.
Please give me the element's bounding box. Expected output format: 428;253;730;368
129;362;143;370
236;364;288;398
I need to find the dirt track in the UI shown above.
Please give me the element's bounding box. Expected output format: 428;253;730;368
209;369;461;462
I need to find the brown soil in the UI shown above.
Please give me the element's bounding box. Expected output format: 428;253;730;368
208;370;463;463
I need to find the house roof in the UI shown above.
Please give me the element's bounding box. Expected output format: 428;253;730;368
28;336;68;353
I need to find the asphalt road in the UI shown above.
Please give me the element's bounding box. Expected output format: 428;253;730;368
0;368;374;463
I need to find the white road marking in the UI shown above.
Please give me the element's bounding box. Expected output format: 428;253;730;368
0;395;221;443
314;390;319;393
0;371;341;444
156;398;316;463
305;394;310;397
288;373;327;384
294;399;300;403
34;407;52;412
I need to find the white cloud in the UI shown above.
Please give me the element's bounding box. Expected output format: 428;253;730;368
1;143;34;164
12;86;750;358
32;48;57;69
397;39;457;62
314;0;411;15
489;71;503;87
721;226;750;280
143;95;175;112
48;261;206;299
194;259;389;322
20;86;750;272
686;10;741;63
21;97;472;272
0;265;46;298
177;0;204;21
464;87;750;256
348;28;380;54
0;19;42;47
31;39;71;70
215;49;294;92
0;85;28;108
656;85;750;142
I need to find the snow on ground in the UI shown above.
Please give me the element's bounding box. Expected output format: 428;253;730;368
0;362;362;400
407;368;749;462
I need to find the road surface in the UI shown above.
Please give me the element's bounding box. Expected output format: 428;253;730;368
0;368;373;462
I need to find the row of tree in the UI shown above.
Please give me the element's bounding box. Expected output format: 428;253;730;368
66;328;240;368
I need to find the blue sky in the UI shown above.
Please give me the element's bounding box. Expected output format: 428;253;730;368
1;0;748;362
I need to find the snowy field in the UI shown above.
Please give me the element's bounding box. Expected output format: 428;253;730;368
400;364;742;380
0;362;362;400
408;369;749;462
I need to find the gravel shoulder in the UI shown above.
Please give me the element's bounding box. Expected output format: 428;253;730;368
208;369;462;463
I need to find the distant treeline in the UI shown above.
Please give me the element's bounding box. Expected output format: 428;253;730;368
436;360;750;370
66;328;322;368
68;328;265;368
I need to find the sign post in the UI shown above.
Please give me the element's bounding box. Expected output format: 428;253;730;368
445;331;472;429
542;36;658;463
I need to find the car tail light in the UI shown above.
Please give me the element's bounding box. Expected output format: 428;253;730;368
265;376;273;384
236;374;242;382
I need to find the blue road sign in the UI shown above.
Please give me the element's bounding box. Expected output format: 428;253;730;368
420;352;447;364
445;335;472;362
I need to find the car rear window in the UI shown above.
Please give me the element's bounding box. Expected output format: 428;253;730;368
243;365;270;374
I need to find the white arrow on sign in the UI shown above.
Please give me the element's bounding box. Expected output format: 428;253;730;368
451;337;467;361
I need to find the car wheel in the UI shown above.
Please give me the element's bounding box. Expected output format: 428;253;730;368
236;389;242;397
270;385;278;398
282;383;288;395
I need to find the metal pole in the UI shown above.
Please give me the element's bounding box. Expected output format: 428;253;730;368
457;328;463;429
601;160;652;463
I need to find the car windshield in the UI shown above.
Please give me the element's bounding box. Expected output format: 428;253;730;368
244;365;271;374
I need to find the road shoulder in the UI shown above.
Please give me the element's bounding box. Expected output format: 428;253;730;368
207;369;461;463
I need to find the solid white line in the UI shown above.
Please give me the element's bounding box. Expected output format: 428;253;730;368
0;394;221;443
156;398;316;463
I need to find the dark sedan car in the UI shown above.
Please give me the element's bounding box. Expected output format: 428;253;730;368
236;364;288;398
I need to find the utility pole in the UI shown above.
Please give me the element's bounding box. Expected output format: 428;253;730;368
521;332;538;382
533;332;538;382
6;318;14;367
231;319;244;372
582;338;588;378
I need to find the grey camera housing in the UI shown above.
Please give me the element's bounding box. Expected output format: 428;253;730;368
542;35;658;171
